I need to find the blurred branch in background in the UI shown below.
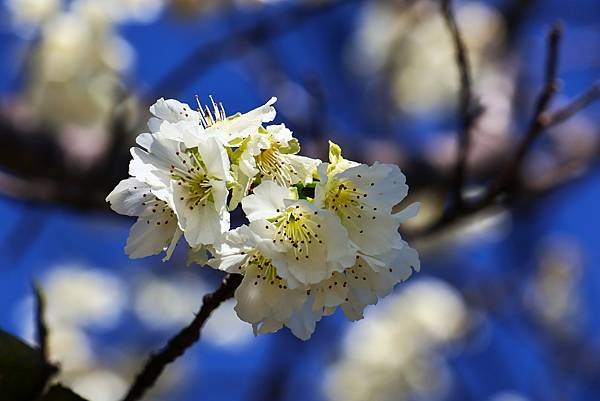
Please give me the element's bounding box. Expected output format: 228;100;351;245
482;22;563;204
440;0;482;211
408;19;600;240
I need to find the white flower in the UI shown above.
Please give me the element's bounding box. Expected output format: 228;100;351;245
242;181;356;286
315;141;411;256
209;225;308;334
108;96;421;341
147;96;277;147
7;0;60;31
237;124;320;186
106;178;182;260
229;124;320;210
129;131;231;247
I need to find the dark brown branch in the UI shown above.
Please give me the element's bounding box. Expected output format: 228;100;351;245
541;80;600;127
31;282;58;400
482;22;562;205
440;0;482;210
33;283;49;362
121;273;243;401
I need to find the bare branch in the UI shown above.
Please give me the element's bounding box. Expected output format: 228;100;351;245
440;0;482;210
482;22;562;204
541;80;600;127
32;282;59;399
33;283;49;362
121;273;243;401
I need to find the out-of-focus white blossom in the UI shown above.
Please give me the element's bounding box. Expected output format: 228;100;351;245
7;0;165;161
348;0;504;113
133;274;210;330
325;278;469;401
7;0;60;32
70;370;128;401
43;265;127;328
524;235;583;333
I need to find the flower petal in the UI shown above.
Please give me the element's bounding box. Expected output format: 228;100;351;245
241;181;292;221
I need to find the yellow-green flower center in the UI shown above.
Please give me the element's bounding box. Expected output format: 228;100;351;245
256;146;298;186
271;206;323;261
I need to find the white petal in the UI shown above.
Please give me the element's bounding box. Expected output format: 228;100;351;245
337;162;408;212
253;318;283;335
149;97;200;124
125;213;178;259
210;179;228;213
129;147;171;189
395;202;420;222
172;182;227;247
241;181;292;221
206;97;277;143
233;265;306;325
159;120;204;149
197;136;231;181
106;178;150;216
267;124;293;145
312;272;349;311
162;227;183;261
284;154;321;184
284;295;322;341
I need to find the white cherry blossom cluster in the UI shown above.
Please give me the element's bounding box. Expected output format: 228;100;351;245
107;96;420;340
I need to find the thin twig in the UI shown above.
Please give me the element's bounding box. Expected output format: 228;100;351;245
541;80;600;127
31;282;58;400
121;273;243;401
482;22;562;204
33;283;49;361
440;0;481;210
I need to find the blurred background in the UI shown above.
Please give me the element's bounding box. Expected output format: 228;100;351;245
1;0;600;400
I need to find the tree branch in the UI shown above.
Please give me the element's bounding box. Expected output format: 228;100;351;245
120;273;243;401
31;283;58;400
541;80;600;127
483;23;562;203
440;0;482;210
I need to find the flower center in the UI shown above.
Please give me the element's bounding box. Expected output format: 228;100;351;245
255;146;298;186
169;151;214;209
325;180;368;212
272;206;323;261
324;180;372;229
